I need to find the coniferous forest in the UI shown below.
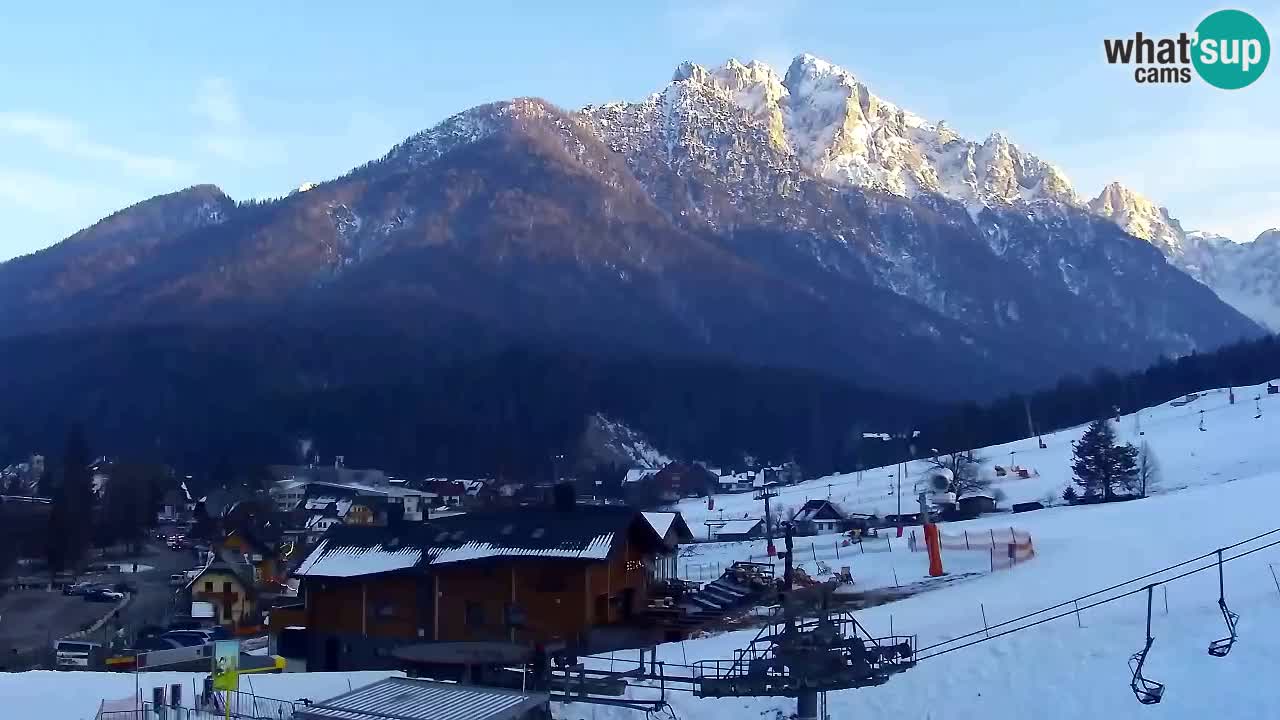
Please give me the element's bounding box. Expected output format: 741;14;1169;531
0;322;1275;483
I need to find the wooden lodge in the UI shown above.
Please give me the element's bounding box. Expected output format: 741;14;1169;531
288;505;670;670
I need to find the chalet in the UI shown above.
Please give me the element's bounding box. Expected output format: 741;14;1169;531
221;529;284;584
652;463;717;499
642;512;694;580
290;505;667;670
415;480;467;508
791;499;848;536
957;493;998;517
186;554;258;629
707;518;764;541
716;471;760;494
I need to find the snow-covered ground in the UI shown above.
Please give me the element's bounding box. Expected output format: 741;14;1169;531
5;379;1279;719
580;379;1280;719
675;529;993;589
678;379;1280;528
589;470;1280;719
0;671;401;720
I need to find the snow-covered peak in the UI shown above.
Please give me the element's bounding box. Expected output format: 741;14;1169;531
654;54;1080;209
1087;182;1186;256
1253;228;1280;247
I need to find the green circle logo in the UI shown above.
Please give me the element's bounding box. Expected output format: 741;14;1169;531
1193;9;1270;89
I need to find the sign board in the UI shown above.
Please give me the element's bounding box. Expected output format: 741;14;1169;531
212;640;240;691
191;601;215;619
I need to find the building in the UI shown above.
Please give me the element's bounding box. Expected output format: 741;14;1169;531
957;493;998;517
706;518;764;541
716;472;759;494
220;529;284;584
642;512;694;580
290;506;667;670
791;499;848;536
186;554;258;628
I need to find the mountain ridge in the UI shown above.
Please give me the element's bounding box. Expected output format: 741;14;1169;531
0;54;1264;399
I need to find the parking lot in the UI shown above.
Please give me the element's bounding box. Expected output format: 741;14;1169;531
0;543;195;669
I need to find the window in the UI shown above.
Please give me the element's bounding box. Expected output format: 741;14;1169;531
223;582;233;594
465;601;485;627
204;581;213;592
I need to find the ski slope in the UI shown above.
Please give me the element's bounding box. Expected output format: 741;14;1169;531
5;380;1279;719
592;469;1280;719
677;379;1280;530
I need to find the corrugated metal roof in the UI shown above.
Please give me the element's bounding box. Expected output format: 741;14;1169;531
296;677;548;720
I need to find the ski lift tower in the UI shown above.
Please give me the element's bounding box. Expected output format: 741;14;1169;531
695;588;917;720
755;478;779;556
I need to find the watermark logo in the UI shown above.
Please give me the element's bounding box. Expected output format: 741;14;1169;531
1104;9;1270;88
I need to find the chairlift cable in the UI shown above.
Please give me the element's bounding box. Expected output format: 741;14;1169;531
913;525;1280;655
915;534;1280;662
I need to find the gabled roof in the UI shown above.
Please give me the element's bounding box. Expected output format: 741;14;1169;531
711;519;763;535
642;512;694;545
794;499;846;523
293;506;662;579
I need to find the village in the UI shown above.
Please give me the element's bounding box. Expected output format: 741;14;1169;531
0;380;1275;720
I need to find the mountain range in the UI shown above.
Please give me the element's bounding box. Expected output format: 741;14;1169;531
0;54;1271;472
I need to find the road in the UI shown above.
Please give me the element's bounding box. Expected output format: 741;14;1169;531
0;542;195;668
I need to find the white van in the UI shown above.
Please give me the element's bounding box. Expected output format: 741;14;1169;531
55;640;102;670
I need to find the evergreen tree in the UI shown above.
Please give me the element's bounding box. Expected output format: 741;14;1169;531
46;426;94;576
1070;419;1139;501
1061;485;1079;504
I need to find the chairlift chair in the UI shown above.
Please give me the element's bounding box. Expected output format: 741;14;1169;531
1207;550;1241;657
1129;586;1165;705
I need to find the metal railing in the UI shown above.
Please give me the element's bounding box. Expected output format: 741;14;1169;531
96;692;296;720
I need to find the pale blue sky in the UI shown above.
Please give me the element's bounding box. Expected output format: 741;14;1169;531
1;1;1276;261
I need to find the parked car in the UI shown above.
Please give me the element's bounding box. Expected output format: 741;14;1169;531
62;582;94;596
157;632;206;647
84;588;125;603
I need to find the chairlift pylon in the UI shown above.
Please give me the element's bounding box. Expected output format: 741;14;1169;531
1207;550;1240;657
1128;586;1165;705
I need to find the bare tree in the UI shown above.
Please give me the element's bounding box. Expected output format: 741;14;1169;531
925;451;989;500
1137;442;1160;498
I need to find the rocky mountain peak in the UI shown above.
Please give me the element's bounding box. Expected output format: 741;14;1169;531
1087;182;1186;256
646;54;1083;210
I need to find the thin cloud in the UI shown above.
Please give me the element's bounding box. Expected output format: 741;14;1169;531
0;111;184;179
0;168;87;214
193;76;276;165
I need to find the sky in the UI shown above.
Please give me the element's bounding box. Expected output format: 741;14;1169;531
0;1;1276;262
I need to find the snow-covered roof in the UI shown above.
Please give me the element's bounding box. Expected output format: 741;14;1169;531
294;538;424;578
643;512;677;538
712;519;762;535
292;506;660;578
430;535;614;565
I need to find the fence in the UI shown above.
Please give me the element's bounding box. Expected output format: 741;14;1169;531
97;690;296;720
908;527;1035;572
681;536;900;582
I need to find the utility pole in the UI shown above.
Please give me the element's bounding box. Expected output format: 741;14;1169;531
757;482;778;556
